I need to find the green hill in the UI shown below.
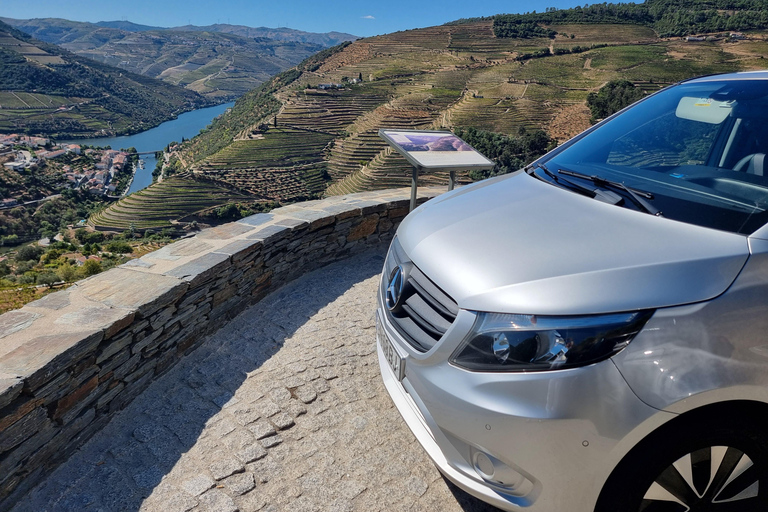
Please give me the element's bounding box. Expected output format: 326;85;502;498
492;0;768;38
0;20;210;138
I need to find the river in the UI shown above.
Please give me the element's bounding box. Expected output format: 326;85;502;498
63;102;234;194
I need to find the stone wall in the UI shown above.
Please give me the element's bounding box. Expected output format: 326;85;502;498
0;187;442;509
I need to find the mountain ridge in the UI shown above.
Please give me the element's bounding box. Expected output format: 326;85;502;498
0;19;211;138
2;17;357;49
1;17;358;100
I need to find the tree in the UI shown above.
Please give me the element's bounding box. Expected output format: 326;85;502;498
56;263;77;283
18;273;35;285
1;234;19;246
79;259;102;277
41;249;63;264
16;245;43;263
586;80;646;124
74;228;88;244
106;241;133;254
36;272;58;288
454;126;555;181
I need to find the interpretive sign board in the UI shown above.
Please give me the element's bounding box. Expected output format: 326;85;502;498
378;129;495;172
378;129;495;211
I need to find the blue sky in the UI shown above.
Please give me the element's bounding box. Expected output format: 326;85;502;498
3;0;588;37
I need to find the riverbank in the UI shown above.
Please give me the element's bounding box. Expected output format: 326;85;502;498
122;160;137;197
63;102;234;195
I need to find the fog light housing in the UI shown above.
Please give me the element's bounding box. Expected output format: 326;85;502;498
470;447;534;496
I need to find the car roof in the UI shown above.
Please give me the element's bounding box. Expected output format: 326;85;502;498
686;70;768;83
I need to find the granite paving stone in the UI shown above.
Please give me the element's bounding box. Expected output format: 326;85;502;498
260;434;283;449
270;412;295;430
180;474;215;496
295;385;317;404
11;250;499;512
198;488;238;512
285;399;308;417
224;471;256;495
236;442;268;464
248;421;277;440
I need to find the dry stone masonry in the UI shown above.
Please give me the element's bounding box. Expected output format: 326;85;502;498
0;187;443;510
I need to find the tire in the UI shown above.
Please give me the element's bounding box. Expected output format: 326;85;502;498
595;416;768;512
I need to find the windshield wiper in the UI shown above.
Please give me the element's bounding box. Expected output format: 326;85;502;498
557;168;663;216
531;163;622;205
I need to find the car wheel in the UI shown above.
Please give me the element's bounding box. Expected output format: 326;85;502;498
595;417;768;512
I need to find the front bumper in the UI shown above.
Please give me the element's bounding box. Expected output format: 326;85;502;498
375;303;669;511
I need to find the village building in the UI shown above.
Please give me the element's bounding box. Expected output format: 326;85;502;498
3;162;26;172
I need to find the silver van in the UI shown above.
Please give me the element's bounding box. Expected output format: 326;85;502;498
376;71;768;511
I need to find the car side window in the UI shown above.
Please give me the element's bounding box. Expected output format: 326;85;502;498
721;118;768;169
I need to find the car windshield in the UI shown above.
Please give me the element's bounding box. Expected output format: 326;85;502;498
539;78;768;235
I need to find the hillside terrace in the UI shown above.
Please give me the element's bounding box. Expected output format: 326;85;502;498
0;186;498;512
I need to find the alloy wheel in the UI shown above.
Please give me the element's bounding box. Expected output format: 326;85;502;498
640;446;761;511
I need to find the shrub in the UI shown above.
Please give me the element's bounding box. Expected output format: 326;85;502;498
15;245;43;263
106;241;133;254
587;80;646;124
79;259;102;277
36;272;58;287
56;263;77;283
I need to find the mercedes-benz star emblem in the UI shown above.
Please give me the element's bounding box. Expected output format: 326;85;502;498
386;265;406;311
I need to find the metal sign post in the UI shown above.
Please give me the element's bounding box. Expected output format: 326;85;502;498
411;166;419;212
378;129;494;212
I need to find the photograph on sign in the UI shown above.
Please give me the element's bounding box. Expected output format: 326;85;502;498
387;131;474;152
380;129;494;170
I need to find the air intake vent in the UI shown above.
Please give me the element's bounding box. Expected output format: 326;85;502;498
382;238;458;352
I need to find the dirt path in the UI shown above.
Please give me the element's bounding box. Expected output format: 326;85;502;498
11;92;31;108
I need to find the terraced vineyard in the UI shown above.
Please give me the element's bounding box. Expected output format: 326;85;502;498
89;175;255;232
276;90;388;133
180;16;768;202
199;128;334;170
198;164;328;202
87;14;768;231
326;106;436;180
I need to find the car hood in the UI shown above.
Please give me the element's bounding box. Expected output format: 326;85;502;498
397;172;750;315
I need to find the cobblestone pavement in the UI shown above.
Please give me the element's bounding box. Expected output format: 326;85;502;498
13;249;500;512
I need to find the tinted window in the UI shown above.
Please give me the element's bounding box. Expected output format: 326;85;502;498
542;79;768;234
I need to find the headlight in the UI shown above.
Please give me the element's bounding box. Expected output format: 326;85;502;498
451;310;654;372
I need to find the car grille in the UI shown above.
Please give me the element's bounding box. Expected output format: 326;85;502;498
382;238;459;352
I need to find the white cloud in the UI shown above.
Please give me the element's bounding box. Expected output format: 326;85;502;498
361;15;375;19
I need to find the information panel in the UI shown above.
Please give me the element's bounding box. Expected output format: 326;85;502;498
378;129;494;171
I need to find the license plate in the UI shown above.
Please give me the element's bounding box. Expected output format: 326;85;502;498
377;313;405;381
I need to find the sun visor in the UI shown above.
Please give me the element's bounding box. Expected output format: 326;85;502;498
676;96;734;124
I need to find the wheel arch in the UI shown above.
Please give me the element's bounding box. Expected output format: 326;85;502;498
595;399;768;511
